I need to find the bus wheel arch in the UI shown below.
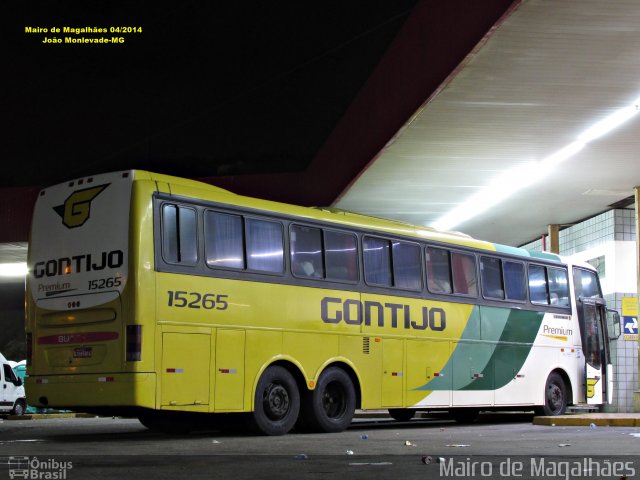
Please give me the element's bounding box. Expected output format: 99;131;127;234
537;369;572;416
300;362;359;433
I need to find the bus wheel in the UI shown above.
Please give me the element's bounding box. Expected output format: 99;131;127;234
388;408;416;422
538;372;567;416
302;367;356;433
250;366;300;436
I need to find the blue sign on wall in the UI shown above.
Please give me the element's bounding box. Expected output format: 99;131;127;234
623;316;638;340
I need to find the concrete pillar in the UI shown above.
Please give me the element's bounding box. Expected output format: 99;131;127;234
633;187;640;412
547;224;560;254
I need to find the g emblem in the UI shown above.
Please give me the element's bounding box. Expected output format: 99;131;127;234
53;184;109;229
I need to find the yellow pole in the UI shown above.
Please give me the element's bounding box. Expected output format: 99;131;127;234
547;224;560;254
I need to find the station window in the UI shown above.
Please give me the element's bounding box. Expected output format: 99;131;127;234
162;204;198;265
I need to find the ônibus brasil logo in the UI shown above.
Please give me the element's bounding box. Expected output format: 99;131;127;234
53;184;109;229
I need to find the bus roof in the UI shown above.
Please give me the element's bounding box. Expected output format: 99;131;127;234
94;170;564;263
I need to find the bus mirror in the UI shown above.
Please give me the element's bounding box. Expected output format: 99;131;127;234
607;309;621;340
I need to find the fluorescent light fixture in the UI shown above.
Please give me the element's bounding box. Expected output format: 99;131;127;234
431;97;640;232
0;262;28;277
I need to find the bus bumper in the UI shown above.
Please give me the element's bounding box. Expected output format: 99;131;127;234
25;373;156;410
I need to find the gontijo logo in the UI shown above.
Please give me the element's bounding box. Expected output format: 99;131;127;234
53;184;109;228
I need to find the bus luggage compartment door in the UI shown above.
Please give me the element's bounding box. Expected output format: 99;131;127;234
161;333;211;407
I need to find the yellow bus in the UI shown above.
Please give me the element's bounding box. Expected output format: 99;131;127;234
26;170;619;434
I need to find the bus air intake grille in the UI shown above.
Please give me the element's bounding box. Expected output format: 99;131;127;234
362;337;370;355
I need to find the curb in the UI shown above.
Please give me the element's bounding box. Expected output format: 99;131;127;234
534;414;640;427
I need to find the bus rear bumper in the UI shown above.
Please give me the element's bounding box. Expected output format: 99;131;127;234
25;373;156;411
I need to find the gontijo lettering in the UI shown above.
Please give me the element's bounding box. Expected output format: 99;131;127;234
321;296;446;330
33;250;124;278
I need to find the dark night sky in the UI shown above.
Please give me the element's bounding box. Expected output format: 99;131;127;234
3;1;419;188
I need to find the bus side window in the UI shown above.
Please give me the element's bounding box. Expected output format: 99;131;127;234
324;230;358;282
246;219;284;273
426;247;452;294
503;261;526;301
573;268;602;298
480;256;504;299
392;241;422;290
451;252;477;296
528;265;548;304
363;237;392;287
204;211;245;269
162;204;198;265
547;268;569;306
291;225;324;278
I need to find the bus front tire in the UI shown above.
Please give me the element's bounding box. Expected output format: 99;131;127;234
249;365;300;436
301;367;356;433
537;372;568;416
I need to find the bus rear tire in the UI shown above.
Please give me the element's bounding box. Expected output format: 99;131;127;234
537;372;568;416
388;408;416;422
301;367;356;433
249;366;300;436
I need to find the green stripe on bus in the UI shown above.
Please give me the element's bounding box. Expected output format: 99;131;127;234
416;308;544;391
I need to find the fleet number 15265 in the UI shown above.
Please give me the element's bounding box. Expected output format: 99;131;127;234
167;290;229;310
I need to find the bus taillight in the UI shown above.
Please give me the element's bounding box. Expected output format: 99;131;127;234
126;325;142;361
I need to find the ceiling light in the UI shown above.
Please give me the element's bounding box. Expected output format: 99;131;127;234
0;263;28;277
430;96;640;232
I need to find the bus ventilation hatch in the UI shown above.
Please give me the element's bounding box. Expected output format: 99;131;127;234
362;337;370;355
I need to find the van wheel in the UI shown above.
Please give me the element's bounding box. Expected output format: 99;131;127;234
301;367;355;433
11;400;26;416
249;366;300;436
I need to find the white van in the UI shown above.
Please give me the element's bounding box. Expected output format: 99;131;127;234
0;353;26;416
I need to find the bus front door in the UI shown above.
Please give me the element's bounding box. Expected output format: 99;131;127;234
580;299;611;405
